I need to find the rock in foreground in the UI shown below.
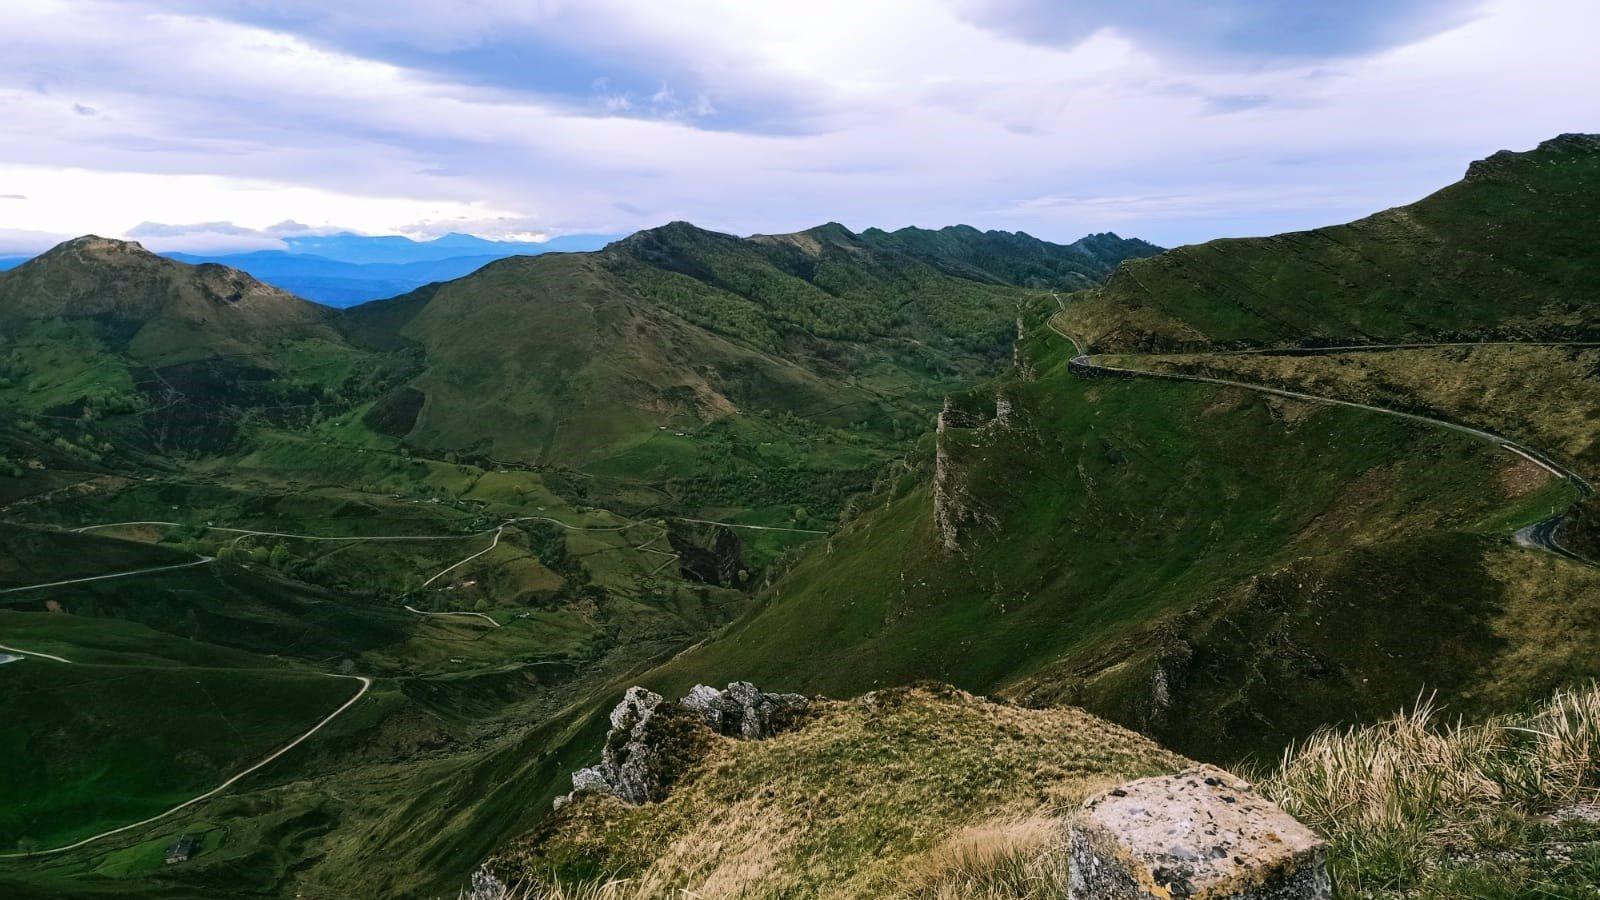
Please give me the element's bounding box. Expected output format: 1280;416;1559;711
1070;764;1329;899
559;682;810;807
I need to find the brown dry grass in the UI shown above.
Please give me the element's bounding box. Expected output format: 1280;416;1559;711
489;686;1182;899
1262;683;1600;893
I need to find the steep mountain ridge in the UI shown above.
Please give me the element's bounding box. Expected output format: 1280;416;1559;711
334;219;1147;471
858;224;1161;290
1064;133;1600;350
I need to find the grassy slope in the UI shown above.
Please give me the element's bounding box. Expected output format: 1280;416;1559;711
0;524;196;588
635;309;1596;762
1117;345;1600;479
337;224;1033;470
0;656;357;850
496;686;1183;899
1063;134;1600;350
0;239;396;468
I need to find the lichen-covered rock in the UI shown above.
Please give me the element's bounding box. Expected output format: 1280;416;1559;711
1069;764;1329;899
557;683;810;809
564;686;664;806
679;681;810;739
460;866;509;900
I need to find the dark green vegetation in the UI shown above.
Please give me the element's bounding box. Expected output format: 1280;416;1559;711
0;222;1150;897
0;643;357;851
1062;133;1600;350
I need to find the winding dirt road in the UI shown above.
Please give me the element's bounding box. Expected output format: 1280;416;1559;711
0;556;215;595
0;641;72;664
0;645;371;860
1044;299;1592;562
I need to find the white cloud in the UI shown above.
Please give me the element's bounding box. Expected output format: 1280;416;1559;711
0;163;519;250
0;0;1594;251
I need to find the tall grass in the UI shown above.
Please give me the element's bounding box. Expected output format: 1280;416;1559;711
460;818;1076;900
903;816;1073;900
1262;684;1600;893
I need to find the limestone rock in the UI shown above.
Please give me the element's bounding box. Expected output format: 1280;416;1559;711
460;866;509;900
680;681;810;739
558;683;809;809
1069;764;1329;899
566;686;664;806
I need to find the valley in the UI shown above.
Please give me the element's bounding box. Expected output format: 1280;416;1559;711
0;222;1153;897
2;135;1599;899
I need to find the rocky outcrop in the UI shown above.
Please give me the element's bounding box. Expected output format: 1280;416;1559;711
566;686;666;806
680;681;810;739
1013;316;1037;381
460;866;510;900
558;682;810;808
1070;765;1329;899
933;397;972;553
933;396;1005;554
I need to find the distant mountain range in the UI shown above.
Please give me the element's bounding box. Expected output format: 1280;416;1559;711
0;231;620;307
0;227;1157;308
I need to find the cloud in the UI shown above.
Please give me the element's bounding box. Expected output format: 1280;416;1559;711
956;0;1485;62
0;227;77;254
1203;94;1272;115
0;0;1593;251
110;0;831;134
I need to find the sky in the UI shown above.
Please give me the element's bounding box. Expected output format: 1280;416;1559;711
0;0;1596;254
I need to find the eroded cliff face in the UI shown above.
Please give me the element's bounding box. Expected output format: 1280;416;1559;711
933;389;1019;553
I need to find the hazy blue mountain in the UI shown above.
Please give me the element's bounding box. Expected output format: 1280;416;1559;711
162;251;517;307
272;230;616;265
162;231;620;306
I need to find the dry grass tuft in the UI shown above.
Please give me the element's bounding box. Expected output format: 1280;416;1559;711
1262;683;1600;893
903;815;1072;899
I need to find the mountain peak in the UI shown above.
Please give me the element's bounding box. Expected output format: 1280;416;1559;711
609;221;741;258
1465;132;1600;182
42;234;156;263
1;234;325;337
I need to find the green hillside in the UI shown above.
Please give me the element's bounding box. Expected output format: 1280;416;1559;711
324;221;1158;549
637;301;1599;762
1064;134;1600;350
0;655;359;851
337;221;1077;473
0;238;394;458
